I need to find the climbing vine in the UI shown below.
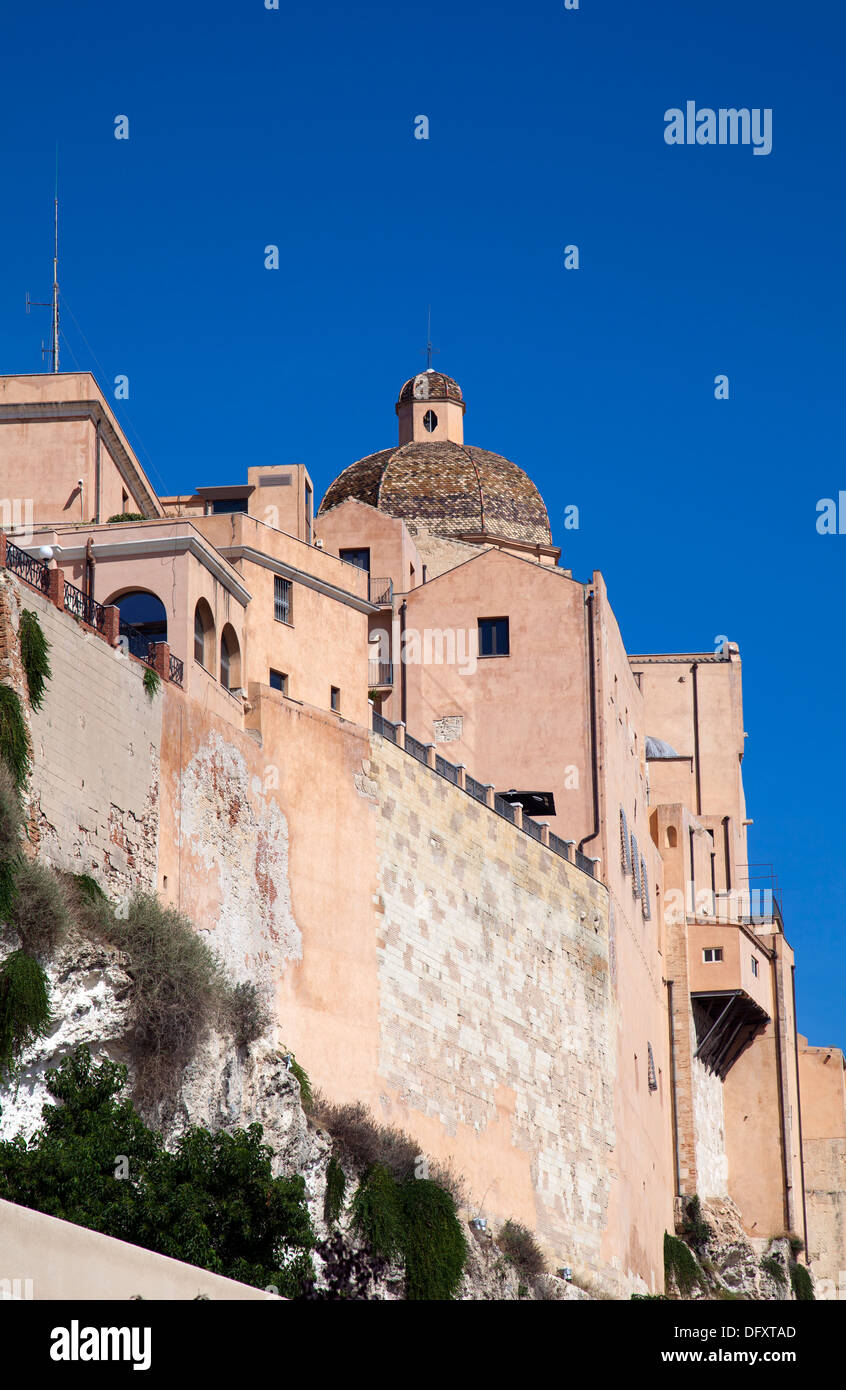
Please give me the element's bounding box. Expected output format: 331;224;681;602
19;609;52;711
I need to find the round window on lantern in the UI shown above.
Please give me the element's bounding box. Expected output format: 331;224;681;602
423;410;438;433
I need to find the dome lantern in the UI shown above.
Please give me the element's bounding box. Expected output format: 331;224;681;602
396;370;465;446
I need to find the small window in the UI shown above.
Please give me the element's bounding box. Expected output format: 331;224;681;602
269;669;288;694
647;1042;658;1092
274;576;292;624
339;548;371;573
751;955;759;977
703;947;723;963
478;617;510;657
423;410;438;433
330;686;341;713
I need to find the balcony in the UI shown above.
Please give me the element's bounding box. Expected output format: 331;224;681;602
368;660;394;688
369;576;393;607
688;920;772;1075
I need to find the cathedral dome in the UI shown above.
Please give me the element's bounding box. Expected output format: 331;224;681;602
319;369;553;550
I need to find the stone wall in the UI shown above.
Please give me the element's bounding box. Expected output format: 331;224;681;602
0;576;160;898
366;733;616;1285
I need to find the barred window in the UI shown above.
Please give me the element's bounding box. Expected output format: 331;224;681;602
274;576;292;624
647;1042;658;1091
631;833;641;898
620;808;632;874
641;855;651;921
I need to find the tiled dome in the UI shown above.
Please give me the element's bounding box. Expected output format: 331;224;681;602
319;439;552;547
397;370;464;406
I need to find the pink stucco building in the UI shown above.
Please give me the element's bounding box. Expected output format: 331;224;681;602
0;363;843;1295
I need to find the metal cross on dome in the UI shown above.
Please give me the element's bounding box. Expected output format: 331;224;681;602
421;306;440;370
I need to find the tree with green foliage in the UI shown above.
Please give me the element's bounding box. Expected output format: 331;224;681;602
351;1162;467;1299
0;1046;315;1294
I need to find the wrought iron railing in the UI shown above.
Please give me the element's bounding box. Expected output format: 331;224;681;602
369;577;393;606
494;793;515;823
548;832;571;861
575;850;595;878
119;619;155;664
368;660;394;688
464;774;487;804
404;733;429;765
6;540;49;593
169;654;184;686
523;815;543;842
372;711;399;744
64;580;106;632
435;755;459;785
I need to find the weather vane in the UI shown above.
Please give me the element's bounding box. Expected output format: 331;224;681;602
422;306;439;370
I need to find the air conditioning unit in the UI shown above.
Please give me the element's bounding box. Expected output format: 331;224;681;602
314;538;324;548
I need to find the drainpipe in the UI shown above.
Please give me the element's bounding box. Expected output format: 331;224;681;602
791;964;809;1256
667;980;682;1196
577;587;600;857
722;815;732;892
95;419;102;523
771;936;793;1234
691;662;702;816
399;599;407;727
84;536;96;602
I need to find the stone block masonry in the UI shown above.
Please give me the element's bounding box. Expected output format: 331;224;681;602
0;575;161;898
367;732;616;1282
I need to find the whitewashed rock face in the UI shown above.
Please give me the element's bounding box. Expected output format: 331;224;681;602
0;928;134;1141
671;1197;796;1302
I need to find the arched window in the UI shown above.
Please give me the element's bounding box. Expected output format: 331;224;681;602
111;590;167;643
194;599;215;670
220;624;241;691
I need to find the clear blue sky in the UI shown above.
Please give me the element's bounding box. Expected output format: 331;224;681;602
1;1;843;1045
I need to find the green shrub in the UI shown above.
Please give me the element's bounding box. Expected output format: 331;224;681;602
19;610;51;711
350;1165;468;1299
497;1220;546;1277
761;1254;787;1287
0;950;51;1083
787;1232;805;1258
142;667;161;701
313;1095;464;1204
324;1155;347;1226
790;1262;814;1301
0;685;29;790
664;1232;705;1297
351;1163;404;1260
0;1046;314;1294
226;981;268;1049
108;893;227;1102
679;1194;712;1250
0;763;23;920
401;1178;467;1301
8;858;71;956
107;513;145;523
287;1054;313;1113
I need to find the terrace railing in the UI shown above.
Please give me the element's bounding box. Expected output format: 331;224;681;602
64;580;106;632
6;541;49;594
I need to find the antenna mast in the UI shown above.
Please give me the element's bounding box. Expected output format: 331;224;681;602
26;149;60;373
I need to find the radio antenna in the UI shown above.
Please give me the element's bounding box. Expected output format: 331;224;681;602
26;148;60;373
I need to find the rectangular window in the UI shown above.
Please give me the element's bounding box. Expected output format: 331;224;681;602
330;686;341;713
339;548;371;573
212;497;249;514
269;669;288;694
274;576;292;624
751;955;759;977
703;947;723;963
478;617;510;657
